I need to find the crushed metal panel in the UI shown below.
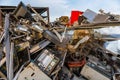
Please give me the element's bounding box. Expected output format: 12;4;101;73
17;62;52;80
43;30;65;46
30;40;51;54
17;48;30;66
83;9;97;23
93;14;109;23
0;6;50;23
81;63;111;80
12;2;31;20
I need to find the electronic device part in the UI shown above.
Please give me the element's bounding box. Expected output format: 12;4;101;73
34;49;59;75
17;62;52;80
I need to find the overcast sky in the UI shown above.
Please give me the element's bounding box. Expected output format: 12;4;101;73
0;0;120;21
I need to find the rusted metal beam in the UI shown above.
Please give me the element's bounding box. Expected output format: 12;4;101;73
56;21;120;32
4;14;10;79
47;8;50;23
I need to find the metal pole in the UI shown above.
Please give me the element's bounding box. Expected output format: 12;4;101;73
0;9;2;28
4;14;10;80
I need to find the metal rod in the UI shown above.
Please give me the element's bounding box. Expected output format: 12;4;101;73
47;8;50;23
53;29;62;42
61;26;67;42
0;32;5;43
27;4;48;25
13;64;25;80
61;50;67;67
9;42;14;80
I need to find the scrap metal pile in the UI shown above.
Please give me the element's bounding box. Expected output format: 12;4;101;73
1;2;120;80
